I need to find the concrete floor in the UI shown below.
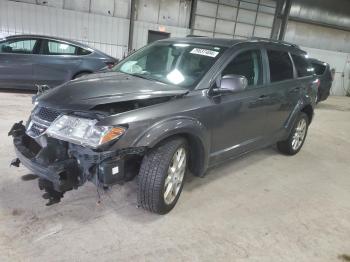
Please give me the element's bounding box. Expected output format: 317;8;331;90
0;92;349;262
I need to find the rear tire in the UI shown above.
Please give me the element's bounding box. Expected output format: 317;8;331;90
137;137;188;214
277;112;309;155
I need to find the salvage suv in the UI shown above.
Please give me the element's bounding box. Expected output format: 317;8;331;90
9;37;317;214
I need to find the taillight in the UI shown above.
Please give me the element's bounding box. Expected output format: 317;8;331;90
105;61;115;69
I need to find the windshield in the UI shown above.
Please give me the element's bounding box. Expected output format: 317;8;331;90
113;42;226;89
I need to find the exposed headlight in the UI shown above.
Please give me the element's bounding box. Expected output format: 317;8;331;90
46;115;126;148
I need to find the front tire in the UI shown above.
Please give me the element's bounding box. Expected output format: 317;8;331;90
137;137;188;214
277;112;309;155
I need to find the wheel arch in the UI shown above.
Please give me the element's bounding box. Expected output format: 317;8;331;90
133;118;210;177
300;104;314;124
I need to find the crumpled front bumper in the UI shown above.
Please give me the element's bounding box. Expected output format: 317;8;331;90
13;136;79;192
9;121;144;205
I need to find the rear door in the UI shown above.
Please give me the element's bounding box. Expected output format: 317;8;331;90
0;38;40;89
33;39;83;87
210;48;270;161
263;48;308;140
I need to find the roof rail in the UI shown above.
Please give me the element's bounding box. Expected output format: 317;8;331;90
249;37;300;49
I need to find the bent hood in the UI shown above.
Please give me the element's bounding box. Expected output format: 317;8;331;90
38;72;188;111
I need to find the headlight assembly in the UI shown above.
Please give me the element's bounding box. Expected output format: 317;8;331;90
46;115;126;148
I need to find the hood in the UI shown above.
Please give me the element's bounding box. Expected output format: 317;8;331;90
38;72;188;111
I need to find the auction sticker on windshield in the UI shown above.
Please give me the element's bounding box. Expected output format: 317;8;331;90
190;48;219;57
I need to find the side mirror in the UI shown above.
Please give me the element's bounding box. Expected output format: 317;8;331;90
213;74;248;94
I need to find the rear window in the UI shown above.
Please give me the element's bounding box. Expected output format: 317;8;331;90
47;40;77;55
312;62;326;76
77;47;92;55
291;54;313;77
267;50;294;82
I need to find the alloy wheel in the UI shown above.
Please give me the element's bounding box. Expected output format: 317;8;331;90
164;147;186;205
291;118;307;151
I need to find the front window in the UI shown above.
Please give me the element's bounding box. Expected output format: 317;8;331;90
0;39;38;54
113;42;226;89
222;50;263;87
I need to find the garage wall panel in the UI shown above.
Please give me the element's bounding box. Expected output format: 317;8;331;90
37;0;64;8
256;12;274;27
215;19;235;34
132;20;190;49
90;0;115;16
194;16;216;32
193;0;277;38
114;0;130;18
196;1;217;17
0;0;129;58
217;5;237;20
235;23;254;37
237;9;256;24
253;26;271;38
64;0;90;12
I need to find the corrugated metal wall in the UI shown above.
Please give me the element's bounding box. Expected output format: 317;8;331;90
192;0;276;39
0;0;130;58
132;0;191;49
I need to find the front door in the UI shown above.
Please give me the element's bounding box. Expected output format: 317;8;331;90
0;38;40;89
210;49;269;162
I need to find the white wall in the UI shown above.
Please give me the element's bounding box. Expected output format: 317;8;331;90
285;20;350;96
302;46;350;96
285;21;350;53
0;0;130;58
0;0;192;57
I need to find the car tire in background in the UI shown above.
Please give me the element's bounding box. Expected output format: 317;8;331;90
137;137;188;214
277;112;309;155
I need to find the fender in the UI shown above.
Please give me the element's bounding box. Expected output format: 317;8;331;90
132;116;210;176
285;95;314;133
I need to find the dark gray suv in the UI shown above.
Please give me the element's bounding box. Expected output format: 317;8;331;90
9;37;317;214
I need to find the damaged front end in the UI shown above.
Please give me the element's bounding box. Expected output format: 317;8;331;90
9;117;145;206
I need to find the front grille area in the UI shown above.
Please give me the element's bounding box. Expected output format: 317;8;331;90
36;107;61;123
29;122;47;137
26;107;61;138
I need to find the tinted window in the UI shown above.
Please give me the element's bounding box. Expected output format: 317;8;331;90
45;40;77;55
312;62;326;76
267;50;293;82
77;47;92;55
222;50;262;86
0;39;37;54
292;54;312;77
